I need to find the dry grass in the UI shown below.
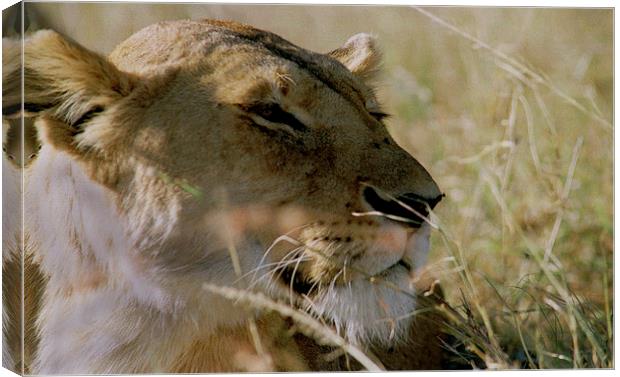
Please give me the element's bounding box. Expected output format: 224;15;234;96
389;7;613;369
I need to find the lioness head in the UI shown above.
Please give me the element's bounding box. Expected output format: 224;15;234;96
4;20;441;347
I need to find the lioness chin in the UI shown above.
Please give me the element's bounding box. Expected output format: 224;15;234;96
2;19;443;373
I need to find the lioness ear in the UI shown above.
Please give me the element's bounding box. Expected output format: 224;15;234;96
2;30;135;127
328;33;382;84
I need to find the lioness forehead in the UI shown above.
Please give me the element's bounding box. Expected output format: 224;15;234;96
109;19;369;107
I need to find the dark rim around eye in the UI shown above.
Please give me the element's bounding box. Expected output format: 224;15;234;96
369;111;390;121
242;102;308;132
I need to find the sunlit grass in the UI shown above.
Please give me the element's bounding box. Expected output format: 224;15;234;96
386;7;613;369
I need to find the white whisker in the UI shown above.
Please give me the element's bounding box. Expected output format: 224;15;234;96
245;253;310;291
252;234;304;283
288;251;306;306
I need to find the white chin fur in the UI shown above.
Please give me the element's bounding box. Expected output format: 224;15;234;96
305;266;416;346
406;222;432;274
299;223;432;346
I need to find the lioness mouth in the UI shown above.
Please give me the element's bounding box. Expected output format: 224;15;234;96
375;259;412;278
279;266;315;295
279;257;413;296
397;259;412;272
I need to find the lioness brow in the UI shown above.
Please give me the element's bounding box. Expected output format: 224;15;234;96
242;102;308;132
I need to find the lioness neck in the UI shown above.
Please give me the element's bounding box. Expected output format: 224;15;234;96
25;146;246;373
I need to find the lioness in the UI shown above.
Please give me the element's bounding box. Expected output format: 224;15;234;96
3;19;444;373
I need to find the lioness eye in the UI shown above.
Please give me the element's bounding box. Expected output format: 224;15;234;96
370;111;390;122
244;102;307;132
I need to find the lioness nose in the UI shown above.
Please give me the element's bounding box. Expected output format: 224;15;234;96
362;186;444;227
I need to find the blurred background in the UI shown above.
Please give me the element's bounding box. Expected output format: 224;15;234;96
6;3;613;369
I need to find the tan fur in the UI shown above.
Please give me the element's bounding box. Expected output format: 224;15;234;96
2;116;45;374
2;241;46;374
171;313;308;372
3;118;40;166
3;19;444;372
